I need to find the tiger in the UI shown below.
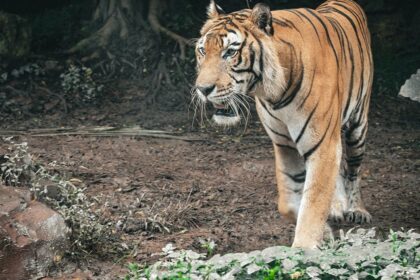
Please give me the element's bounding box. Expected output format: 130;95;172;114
193;0;373;249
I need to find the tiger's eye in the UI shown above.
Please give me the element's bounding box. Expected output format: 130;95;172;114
223;49;237;59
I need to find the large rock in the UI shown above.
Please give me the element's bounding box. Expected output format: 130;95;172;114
399;69;420;103
0;12;31;58
0;185;70;280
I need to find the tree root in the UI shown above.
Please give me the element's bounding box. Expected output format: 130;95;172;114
67;7;130;55
37;86;68;114
148;0;193;59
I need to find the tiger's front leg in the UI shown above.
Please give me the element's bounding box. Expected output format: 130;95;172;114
273;143;305;222
292;128;342;248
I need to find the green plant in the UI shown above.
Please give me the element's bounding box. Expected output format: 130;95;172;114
198;238;217;257
60;64;103;103
123;228;420;280
0;138;34;186
255;261;281;280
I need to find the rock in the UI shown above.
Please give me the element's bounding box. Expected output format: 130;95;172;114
0;12;31;58
399;69;420;103
0;185;70;280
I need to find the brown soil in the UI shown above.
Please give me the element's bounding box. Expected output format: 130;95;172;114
0;82;419;278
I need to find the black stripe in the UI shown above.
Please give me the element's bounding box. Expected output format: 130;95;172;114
260;100;281;122
233;33;248;67
304;9;340;67
276;143;297;150
297;69;315;110
303;112;333;161
265;123;291;140
326;17;347;63
225;28;237;34
334;2;369;46
272;18;291;28
295;102;318;143
328;5;367;55
343;44;355;121
284;170;306;183
228;73;244;84
347;154;364;166
228;20;240;30
294;10;323;45
323;6;366;91
272;53;304;110
248;31;264;76
231;42;258;76
346;123;367;147
248;75;261;91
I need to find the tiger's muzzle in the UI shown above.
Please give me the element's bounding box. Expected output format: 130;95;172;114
196;85;241;126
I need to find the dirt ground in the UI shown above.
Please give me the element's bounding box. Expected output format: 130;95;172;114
0;83;419;278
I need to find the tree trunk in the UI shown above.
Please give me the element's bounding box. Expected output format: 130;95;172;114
68;0;144;55
68;0;191;59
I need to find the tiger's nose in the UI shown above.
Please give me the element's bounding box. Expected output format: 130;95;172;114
197;85;216;96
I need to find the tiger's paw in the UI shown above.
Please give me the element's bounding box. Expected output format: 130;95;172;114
328;202;345;223
345;208;372;224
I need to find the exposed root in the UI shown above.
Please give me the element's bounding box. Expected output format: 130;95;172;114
148;0;193;59
67;7;130;55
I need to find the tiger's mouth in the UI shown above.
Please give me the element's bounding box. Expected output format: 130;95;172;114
211;102;240;126
212;102;237;117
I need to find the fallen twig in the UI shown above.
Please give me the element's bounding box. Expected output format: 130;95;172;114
0;126;205;142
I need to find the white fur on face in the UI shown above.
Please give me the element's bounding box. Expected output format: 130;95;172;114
222;32;242;49
212;114;241;126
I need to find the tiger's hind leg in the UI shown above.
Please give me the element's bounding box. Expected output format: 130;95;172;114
343;120;372;224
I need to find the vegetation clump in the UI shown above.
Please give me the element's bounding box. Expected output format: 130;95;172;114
125;228;420;279
60;64;104;103
0;138;121;260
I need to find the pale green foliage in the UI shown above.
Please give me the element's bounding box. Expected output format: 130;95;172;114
0;63;44;84
60;64;103;102
124;228;420;280
0;138;33;186
199;238;217;257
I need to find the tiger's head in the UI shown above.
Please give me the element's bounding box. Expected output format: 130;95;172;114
194;1;283;126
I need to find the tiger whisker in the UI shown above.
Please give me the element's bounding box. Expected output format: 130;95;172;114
232;94;251;134
189;88;202;127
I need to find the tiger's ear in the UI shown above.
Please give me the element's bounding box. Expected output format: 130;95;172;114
207;0;225;19
251;3;273;35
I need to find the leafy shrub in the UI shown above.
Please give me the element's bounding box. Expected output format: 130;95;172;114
60;64;103;103
0;138;120;260
124;228;420;279
0;63;44;84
